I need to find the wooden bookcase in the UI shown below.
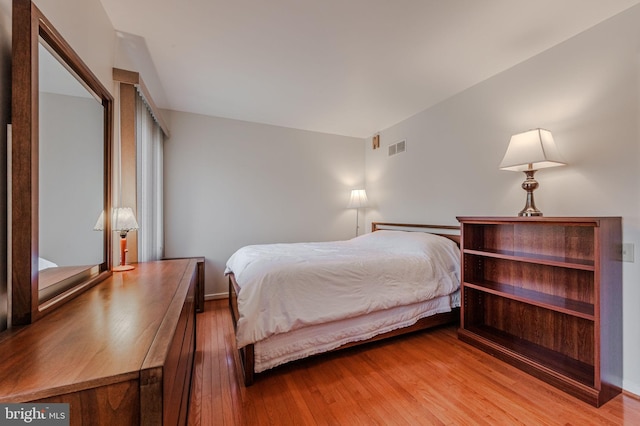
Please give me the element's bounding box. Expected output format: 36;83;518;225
456;217;622;407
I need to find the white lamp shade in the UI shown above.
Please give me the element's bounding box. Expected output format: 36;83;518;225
113;207;139;232
347;189;369;209
94;207;139;232
499;128;566;172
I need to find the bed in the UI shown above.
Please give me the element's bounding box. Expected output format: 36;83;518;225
226;222;461;385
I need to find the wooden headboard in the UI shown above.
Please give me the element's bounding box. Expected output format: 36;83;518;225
371;222;461;245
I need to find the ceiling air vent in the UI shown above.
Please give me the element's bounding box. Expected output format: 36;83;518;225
388;139;407;157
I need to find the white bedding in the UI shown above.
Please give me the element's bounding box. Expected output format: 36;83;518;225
254;291;460;373
225;230;461;349
38;257;58;271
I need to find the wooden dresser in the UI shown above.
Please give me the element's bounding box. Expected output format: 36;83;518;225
0;258;204;425
457;217;622;407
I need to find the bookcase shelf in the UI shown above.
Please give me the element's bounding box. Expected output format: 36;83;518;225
463;248;595;270
457;217;622;407
459;324;594;387
463;281;594;319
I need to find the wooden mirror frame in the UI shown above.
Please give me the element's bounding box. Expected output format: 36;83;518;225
11;0;113;325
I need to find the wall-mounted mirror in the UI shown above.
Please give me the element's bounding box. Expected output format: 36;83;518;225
11;0;113;325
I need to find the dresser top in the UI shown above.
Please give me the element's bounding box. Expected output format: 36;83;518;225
0;258;198;402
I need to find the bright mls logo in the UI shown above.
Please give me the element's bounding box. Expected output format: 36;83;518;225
0;404;69;425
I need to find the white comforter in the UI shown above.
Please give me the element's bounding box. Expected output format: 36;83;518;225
225;230;460;348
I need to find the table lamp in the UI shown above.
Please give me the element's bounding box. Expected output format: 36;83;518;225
94;207;139;271
499;128;566;216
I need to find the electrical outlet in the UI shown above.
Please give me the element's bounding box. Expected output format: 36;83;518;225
622;243;634;262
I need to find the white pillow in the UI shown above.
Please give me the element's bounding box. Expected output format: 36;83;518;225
38;257;58;271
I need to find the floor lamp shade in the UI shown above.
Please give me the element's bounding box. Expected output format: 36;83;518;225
347;189;369;209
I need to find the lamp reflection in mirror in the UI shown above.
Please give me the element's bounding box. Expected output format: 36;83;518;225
347;189;369;236
94;207;139;271
499;128;566;217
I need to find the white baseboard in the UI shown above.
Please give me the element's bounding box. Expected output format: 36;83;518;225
623;380;640;399
205;292;228;301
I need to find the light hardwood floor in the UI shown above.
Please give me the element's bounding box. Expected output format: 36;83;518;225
188;300;640;425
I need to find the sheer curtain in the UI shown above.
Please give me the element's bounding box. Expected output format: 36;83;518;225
135;93;164;261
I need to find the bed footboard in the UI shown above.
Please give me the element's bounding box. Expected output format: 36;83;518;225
228;274;255;386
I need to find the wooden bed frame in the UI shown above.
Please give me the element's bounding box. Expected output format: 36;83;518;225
227;222;461;386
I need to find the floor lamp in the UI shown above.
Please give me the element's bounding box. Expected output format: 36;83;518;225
347;189;369;236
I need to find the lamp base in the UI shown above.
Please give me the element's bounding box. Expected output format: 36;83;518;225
114;232;134;272
519;209;543;217
113;264;135;272
518;169;543;217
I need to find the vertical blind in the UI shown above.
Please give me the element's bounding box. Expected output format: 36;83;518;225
135;93;164;261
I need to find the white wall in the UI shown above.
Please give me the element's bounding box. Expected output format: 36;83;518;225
366;5;640;394
33;0;115;91
39;93;104;266
163;110;365;297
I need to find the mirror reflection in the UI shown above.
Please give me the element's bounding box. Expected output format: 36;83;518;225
38;40;105;302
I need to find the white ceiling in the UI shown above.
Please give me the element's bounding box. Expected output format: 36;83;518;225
99;0;640;138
